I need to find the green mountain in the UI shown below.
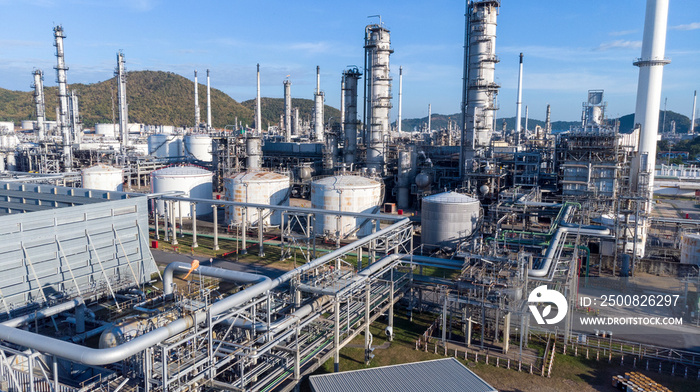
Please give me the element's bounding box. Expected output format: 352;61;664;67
240;97;342;128
619;110;695;134
0;70;253;128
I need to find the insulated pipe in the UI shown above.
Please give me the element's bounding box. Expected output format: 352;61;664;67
225;296;330;332
515;53;524;144
0;218;410;365
206;69;212;130
297;253;403;296
163;262;267;296
2;298;84;328
528;225;610;278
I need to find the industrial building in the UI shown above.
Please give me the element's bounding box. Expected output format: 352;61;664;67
0;0;698;391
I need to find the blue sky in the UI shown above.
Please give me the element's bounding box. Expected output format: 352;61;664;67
1;0;699;122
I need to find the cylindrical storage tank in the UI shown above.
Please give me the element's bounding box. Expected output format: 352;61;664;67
224;171;290;226
150;166;213;218
0;153;5;171
160;125;175;134
0;122;14;132
148;134;183;158
310;175;383;238
184;134;213;162
21;120;35;130
127;123;142;134
81;164;123;191
5;152;17;171
246;136;262;170
95;123;117;138
421;191;480;249
680;233;700;265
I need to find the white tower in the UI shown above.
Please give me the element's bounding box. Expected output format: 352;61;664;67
364;23;393;174
397;66;403;134
630;0;670;204
283;78;292;142
256;64;262;135
116;51;130;153
691;90;697;135
206;69;212;130
194;70;200;128
515;53;524;144
53;25;72;169
460;1;500;177
313;66;325;143
31;70;46;141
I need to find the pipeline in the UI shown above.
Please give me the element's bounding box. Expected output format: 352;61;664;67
528;224;609;278
0;218;410;365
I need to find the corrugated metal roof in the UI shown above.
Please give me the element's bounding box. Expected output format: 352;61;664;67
312;175;380;189
308;358;497;392
423;191;479;205
151;166;212;177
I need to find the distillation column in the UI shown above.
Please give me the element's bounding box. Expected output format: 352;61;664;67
460;1;500;177
53;25;72;169
207;69;212;130
194;70;201;128
69;90;81;143
283;79;292;142
31;70;46;141
343;67;361;165
313;66;324;143
364;24;393;174
116;51;130;154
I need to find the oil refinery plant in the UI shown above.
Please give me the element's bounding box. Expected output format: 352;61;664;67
0;0;698;391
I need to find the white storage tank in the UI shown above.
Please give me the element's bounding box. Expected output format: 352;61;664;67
310;175;383;238
81;164;124;191
421;191;480;249
160;125;175;134
224;171;290;226
184;134;213;162
148;134;183;158
681;233;700;265
95;123;118;138
150;166;213;218
128;123;143;134
0;122;14;132
21;120;35;130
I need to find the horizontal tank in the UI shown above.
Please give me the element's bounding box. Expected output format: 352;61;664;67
681;233;700;265
184;134;213;162
421;191;480;249
148;134;183;158
81;164;124;191
95;123;117;138
150;166;213;218
310;175;383;239
224;171;290;226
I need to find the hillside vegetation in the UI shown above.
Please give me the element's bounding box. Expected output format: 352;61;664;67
240;97;342;128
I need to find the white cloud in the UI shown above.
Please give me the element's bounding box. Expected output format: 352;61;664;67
596;40;642;51
669;22;700;31
609;29;637;37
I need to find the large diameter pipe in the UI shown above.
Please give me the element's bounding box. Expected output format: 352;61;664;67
163;262;269;295
528;225;611;278
0;218;410;365
2;298;84;328
515;53;524;143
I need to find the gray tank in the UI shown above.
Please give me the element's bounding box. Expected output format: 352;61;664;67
421;191;480;249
